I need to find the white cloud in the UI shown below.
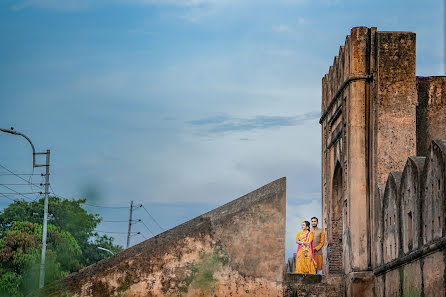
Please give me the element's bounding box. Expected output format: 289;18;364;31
273;24;291;32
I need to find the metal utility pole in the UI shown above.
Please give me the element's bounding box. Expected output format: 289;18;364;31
0;128;50;288
39;149;50;288
126;200;134;248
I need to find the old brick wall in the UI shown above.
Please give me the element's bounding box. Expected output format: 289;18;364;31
382;172;402;264
373;140;446;297
417;76;446;157
282;274;344;297
38;178;286;297
321;27;445;297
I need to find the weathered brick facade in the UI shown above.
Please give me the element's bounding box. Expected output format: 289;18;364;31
38;178;287;297
321;27;446;296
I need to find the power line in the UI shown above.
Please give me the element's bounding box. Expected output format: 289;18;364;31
0;163;43;189
102;220;131;223
130;232;141;238
139;204;164;232
83;203;131;209
137;219;155;237
0;192;41;195
95;230;140;235
0;192;18;202
0;173;41;176
0;184;36;201
0;184;43;186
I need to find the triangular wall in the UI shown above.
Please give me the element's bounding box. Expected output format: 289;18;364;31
40;177;286;297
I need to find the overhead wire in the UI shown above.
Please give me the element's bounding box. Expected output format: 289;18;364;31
0;192;18;202
138;204;164;232
137;219;155;237
0;173;40;176
94;230;139;235
0;184;37;201
0;163;44;189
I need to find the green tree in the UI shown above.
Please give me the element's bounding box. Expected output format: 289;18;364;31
83;235;123;266
0;197;122;267
0;221;81;297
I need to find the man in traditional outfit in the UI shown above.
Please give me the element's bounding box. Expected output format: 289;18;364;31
311;217;325;274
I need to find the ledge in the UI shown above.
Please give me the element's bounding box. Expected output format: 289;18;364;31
283;273;322;284
374;237;446;275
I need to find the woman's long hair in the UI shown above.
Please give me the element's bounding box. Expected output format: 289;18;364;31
304;220;310;231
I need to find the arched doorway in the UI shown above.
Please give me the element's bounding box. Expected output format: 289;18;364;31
327;162;344;274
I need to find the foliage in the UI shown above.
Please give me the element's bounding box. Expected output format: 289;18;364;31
0;196;122;267
83;235;123;266
0;221;80;297
0;271;22;297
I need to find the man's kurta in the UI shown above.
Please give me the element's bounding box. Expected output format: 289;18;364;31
311;227;326;270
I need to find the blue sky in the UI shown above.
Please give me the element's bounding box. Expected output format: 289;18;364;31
0;0;444;259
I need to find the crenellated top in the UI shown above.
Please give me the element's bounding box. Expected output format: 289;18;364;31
320;26;373;124
378;139;446;267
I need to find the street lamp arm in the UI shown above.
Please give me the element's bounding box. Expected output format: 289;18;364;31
1;127;50;288
97;247;115;255
0;128;36;167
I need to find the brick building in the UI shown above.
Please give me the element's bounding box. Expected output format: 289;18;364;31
320;26;446;296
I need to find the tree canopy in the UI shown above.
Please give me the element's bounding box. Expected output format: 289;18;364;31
0;221;80;297
0;197;123;296
0;196;123;266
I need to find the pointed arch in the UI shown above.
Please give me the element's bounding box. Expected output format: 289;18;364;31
327;161;344;274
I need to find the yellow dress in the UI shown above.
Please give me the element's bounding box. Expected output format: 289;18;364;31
295;231;316;274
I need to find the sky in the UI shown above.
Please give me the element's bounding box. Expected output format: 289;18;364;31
0;0;444;260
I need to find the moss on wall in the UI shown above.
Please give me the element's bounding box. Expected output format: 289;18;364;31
184;249;229;294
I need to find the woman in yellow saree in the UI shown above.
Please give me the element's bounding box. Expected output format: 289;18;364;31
295;220;316;274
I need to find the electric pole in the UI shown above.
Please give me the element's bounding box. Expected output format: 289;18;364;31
0;128;50;288
39;149;50;288
126;200;134;248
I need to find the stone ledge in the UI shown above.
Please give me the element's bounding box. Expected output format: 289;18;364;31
283;273;323;284
283;274;345;297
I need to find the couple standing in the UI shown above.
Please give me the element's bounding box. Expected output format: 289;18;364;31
295;217;325;274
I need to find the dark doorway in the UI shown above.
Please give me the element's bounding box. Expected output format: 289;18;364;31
327;163;344;274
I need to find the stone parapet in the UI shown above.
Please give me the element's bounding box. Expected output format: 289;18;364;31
283;273;345;297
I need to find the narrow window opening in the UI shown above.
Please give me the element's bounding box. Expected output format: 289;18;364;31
432;220;435;237
438;216;441;228
407;211;413;248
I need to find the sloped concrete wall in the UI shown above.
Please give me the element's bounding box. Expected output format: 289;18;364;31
39;178;286;297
